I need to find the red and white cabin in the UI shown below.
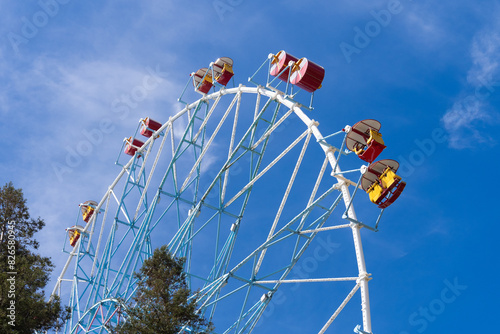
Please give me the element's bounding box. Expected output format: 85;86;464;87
213;57;234;86
192;68;213;94
290;57;325;93
270;50;299;82
124;137;144;156
346;119;386;163
140;117;162;138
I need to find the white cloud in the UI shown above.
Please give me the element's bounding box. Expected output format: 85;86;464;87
441;99;492;148
441;17;500;149
0;54;184;277
468;30;500;86
403;10;446;46
0;0;245;304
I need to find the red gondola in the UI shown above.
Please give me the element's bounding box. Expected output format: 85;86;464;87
192;68;213;94
346;119;386;163
289;57;325;93
140;117;162;138
213;57;234;86
124;137;144;156
270;50;299;82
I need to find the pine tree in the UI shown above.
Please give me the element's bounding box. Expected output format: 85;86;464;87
0;182;70;333
115;246;213;334
0;182;44;249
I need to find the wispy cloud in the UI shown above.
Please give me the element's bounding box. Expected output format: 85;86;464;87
468;29;500;85
0;0;223;286
441;15;500;148
0;52;182;271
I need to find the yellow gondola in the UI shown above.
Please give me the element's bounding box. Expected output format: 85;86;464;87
66;225;84;247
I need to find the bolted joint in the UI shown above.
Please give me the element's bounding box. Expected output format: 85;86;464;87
333;181;345;190
308;119;320;128
356;272;372;284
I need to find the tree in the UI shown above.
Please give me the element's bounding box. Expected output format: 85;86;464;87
115;246;213;334
0;182;45;250
0;182;70;333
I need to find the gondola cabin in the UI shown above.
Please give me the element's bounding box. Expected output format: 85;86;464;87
289;57;325;93
192;68;213;94
270;50;299;82
361;159;406;208
346;119;386;163
66;225;84;247
213;57;234;86
80;200;98;222
124;137;145;156
140;117;162;138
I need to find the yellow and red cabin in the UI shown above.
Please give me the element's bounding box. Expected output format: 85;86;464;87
361;159;406;209
66;225;84;247
80;200;98;223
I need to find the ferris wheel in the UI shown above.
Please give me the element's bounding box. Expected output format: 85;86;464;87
52;51;406;334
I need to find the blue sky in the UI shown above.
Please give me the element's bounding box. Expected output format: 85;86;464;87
1;0;500;333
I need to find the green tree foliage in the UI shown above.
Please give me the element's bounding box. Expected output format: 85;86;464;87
0;182;70;333
115;246;213;334
0;182;45;250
